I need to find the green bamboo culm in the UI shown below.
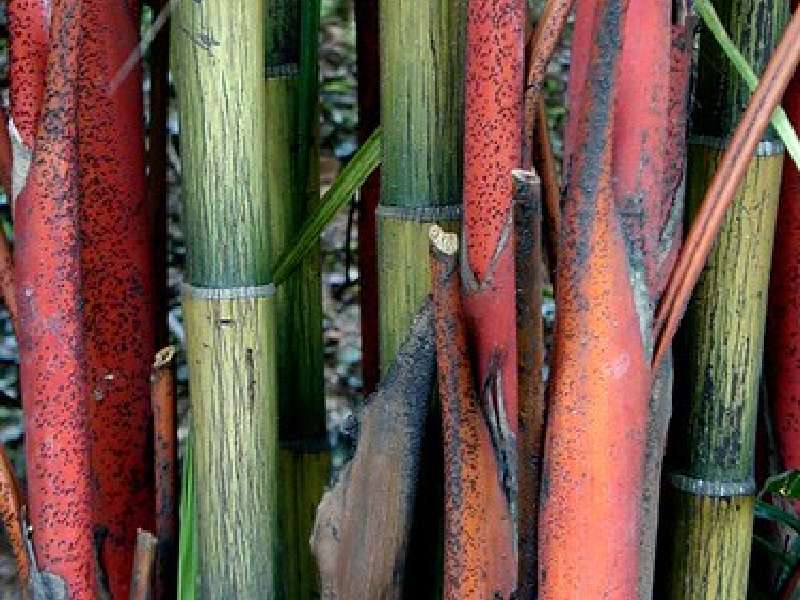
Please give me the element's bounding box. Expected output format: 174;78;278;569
378;0;466;368
658;0;788;597
174;1;278;597
264;1;330;598
378;0;466;596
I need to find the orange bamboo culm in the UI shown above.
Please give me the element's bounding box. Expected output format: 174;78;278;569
537;0;654;597
653;3;800;369
429;226;515;600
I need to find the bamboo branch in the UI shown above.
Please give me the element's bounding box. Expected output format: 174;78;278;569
531;98;560;278
522;0;574;168
514;170;544;600
0;449;27;597
151;346;177;600
653;4;800;370
311;300;437;599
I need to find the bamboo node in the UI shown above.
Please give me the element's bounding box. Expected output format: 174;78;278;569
669;472;756;497
266;63;300;79
376;204;462;223
689;135;785;156
181;282;276;300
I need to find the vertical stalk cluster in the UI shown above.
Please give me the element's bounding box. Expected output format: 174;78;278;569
661;0;788;597
175;1;277;596
264;2;329;598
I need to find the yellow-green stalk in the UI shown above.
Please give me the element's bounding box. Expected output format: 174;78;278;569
660;1;788;596
175;1;277;596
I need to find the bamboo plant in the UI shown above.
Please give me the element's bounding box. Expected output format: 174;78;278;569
264;2;330;598
660;0;789;596
175;1;278;596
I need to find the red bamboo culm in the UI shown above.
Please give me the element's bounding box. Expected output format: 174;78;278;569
430;227;515;600
77;3;157;595
537;0;653;597
462;0;525;437
14;0;96;595
767;0;800;489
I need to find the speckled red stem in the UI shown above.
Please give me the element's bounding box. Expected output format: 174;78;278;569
462;0;525;441
77;2;156;596
431;235;516;600
14;0;96;595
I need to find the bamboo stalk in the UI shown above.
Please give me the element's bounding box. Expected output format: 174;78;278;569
378;1;466;593
514;170;544;600
130;530;157;600
14;0;95;595
355;0;381;396
612;4;675;596
429;226;515;600
151;347;177;600
659;1;790;596
77;2;157;594
174;0;277;595
461;0;525;451
538;1;652;598
265;2;329;598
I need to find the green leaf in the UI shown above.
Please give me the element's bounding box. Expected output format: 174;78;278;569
694;0;800;168
272;127;382;284
755;499;800;535
761;470;800;500
177;431;196;600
